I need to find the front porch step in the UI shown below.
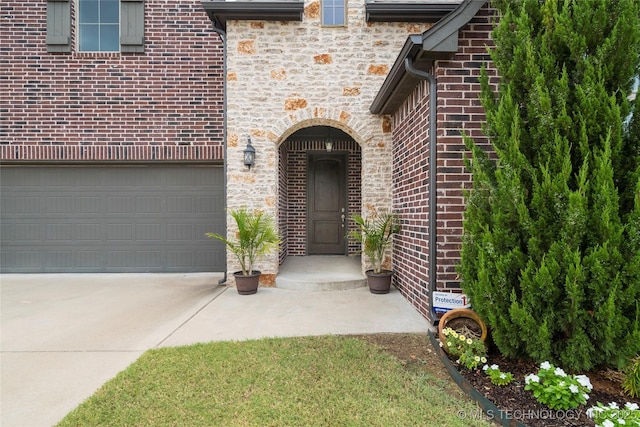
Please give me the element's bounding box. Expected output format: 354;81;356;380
275;255;367;291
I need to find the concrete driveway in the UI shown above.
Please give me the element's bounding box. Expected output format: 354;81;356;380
1;273;431;427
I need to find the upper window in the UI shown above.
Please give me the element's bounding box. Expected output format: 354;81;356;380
78;0;120;52
46;0;144;54
322;0;346;26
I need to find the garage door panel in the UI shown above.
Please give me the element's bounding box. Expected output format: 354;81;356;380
74;223;104;241
47;250;74;270
46;223;73;240
135;197;163;214
10;196;42;214
106;223;134;241
0;166;224;273
76;251;102;269
5;223;42;241
107;197;135;214
107;251;135;269
75;197;103;213
135;223;164;241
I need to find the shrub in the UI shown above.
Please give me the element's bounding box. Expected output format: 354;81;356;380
623;355;640;399
459;0;640;371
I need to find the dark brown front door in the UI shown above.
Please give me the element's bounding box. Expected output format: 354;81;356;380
307;153;346;254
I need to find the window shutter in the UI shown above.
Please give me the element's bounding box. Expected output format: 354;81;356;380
121;0;144;53
46;0;71;53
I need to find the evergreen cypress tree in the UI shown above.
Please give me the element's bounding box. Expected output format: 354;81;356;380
460;0;640;371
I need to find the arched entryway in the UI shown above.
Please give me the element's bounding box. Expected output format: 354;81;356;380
276;125;362;266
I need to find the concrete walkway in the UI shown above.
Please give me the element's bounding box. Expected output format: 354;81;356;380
0;273;431;427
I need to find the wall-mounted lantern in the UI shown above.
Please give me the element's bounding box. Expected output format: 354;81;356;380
244;137;256;169
325;139;333;153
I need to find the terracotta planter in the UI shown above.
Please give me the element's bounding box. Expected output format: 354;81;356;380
365;269;393;294
233;270;261;295
437;308;488;346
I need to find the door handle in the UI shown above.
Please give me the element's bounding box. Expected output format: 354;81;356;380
341;214;345;227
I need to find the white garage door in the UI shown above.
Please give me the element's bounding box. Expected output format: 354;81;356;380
0;165;225;273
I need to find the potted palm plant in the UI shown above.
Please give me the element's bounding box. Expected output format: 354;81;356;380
349;210;401;294
206;207;280;295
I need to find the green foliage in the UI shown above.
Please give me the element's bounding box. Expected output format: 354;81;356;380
460;0;640;371
524;361;593;410
349;211;400;274
482;364;514;386
207;207;280;275
587;402;640;426
623;355;640;398
440;327;488;370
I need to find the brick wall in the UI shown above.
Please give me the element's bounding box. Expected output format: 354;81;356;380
1;0;224;161
392;3;498;321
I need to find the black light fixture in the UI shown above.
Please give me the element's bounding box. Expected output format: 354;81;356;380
325;139;333;153
243;136;256;169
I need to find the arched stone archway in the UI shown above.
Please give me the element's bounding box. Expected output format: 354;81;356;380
276;125;362;266
225;106;393;283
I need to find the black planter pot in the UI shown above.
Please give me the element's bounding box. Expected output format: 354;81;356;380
365;269;393;294
233;270;261;295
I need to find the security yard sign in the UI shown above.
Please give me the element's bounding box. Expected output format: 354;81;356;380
432;291;471;316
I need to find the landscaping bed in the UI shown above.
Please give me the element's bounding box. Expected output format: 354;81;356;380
357;333;639;427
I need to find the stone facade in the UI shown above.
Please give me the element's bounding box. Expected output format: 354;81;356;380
391;3;497;320
1;1;224;160
223;1;437;279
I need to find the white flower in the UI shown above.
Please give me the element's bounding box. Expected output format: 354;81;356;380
602;420;615;427
569;384;579;393
625;402;639;410
583;393;590;400
586;407;594;418
540;361;551;370
439;341;443;347
576;375;593;390
609;402;619;409
618;419;626;425
490;364;499;370
525;374;540;384
500;373;507;379
554;367;567;377
482;364;489;371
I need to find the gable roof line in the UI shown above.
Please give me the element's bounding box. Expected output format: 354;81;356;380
370;0;486;115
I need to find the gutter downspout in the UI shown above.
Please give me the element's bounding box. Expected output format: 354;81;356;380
404;57;439;324
210;23;228;285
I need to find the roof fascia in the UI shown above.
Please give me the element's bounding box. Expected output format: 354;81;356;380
370;0;486;114
201;1;304;31
365;2;458;23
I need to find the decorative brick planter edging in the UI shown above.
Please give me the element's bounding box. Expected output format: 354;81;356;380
429;331;528;427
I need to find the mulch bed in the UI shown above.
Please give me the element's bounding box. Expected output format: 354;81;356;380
454;350;640;427
356;333;638;427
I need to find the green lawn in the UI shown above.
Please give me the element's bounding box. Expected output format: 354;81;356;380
57;335;492;427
